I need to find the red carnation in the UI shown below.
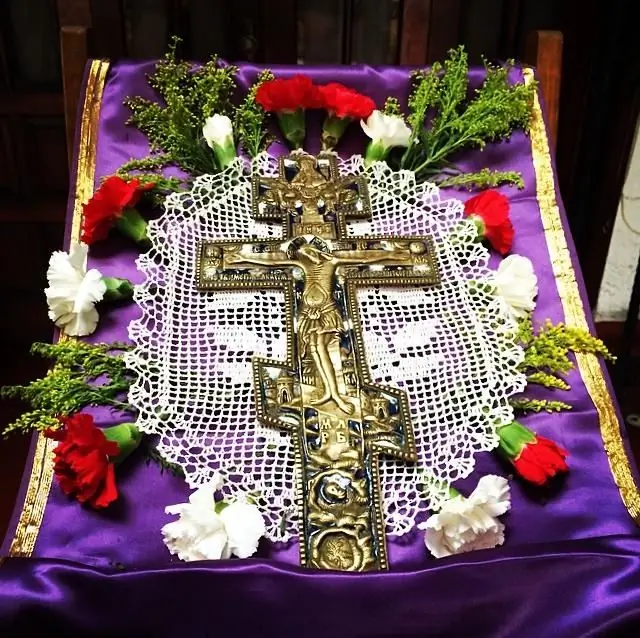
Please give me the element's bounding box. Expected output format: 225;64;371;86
45;413;121;509
513;435;569;486
81;176;154;245
463;190;514;255
318;83;375;120
255;75;321;113
497;421;569;486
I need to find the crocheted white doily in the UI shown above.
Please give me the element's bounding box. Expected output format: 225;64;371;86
126;154;525;541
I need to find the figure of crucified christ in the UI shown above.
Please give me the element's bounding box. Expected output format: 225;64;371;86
224;240;416;414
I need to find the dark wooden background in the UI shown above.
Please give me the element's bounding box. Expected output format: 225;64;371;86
0;0;638;539
2;1;637;296
0;0;569;199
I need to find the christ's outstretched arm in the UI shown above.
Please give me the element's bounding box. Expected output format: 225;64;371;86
224;245;295;269
332;248;413;267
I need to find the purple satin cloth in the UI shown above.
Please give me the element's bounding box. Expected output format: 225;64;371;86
2;60;640;636
3;536;640;637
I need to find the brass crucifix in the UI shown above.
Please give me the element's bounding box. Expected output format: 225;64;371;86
197;153;440;571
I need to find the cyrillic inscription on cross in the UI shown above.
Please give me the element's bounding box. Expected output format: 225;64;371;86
197;153;440;571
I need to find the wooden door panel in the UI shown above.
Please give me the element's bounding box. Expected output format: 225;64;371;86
427;0;461;62
89;0;126;60
299;0;346;64
23;117;69;194
4;0;61;91
260;0;298;63
187;0;225;60
460;0;504;63
122;0;171;58
350;0;399;65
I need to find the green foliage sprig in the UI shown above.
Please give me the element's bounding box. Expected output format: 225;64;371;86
438;168;524;190
116;155;173;174
526;371;570;391
518;314;613;378
112;171;184;206
398;46;535;187
2;341;186;475
510;315;614;414
510;398;572;414
124;37;236;176
145;444;185;477
1;341;135;436
234;70;275;157
383;97;402;116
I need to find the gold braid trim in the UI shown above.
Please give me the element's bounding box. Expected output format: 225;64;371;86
7;59;110;557
525;67;640;522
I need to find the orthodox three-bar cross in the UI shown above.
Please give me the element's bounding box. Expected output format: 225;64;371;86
197;154;440;571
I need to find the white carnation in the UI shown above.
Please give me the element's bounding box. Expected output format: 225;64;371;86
44;242;106;337
203;114;234;150
494;254;538;320
361;110;412;150
419;475;511;559
220;502;267;559
162;477;265;562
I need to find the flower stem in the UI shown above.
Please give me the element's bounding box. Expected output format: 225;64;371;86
212;141;237;169
102;277;134;303
321;114;350;150
276;110;305;149
103;423;142;465
364;141;389;165
497;421;537;459
115;208;149;246
105;399;136;412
